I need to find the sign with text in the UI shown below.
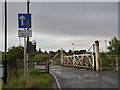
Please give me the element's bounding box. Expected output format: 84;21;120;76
18;14;31;28
18;30;32;37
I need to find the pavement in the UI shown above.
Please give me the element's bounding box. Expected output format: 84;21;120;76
50;65;118;88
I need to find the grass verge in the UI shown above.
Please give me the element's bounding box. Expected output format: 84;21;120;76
111;68;117;72
2;69;52;88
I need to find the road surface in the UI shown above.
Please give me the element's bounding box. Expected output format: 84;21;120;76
50;65;118;88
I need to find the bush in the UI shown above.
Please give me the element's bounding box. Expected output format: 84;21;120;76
34;56;49;61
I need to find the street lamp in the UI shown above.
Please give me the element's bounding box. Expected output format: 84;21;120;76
72;42;74;55
105;40;107;53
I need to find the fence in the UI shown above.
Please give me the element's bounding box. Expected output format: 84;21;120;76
7;59;49;73
100;54;119;71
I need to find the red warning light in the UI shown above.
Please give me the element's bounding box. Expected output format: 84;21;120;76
46;61;49;62
66;59;67;62
83;57;86;64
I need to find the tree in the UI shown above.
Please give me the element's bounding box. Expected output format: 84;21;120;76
68;49;73;55
49;51;56;59
56;49;61;54
7;46;24;71
34;56;41;60
107;37;120;56
39;48;43;53
63;50;66;55
34;55;49;61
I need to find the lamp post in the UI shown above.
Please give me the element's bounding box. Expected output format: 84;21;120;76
105;40;107;53
72;43;75;65
72;43;74;55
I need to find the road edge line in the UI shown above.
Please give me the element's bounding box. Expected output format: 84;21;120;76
49;71;61;89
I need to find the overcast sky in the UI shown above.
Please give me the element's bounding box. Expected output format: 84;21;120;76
0;1;118;52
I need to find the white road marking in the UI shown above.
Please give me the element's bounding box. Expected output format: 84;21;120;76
84;75;87;76
52;69;61;71
78;76;82;79
56;71;62;74
50;71;61;90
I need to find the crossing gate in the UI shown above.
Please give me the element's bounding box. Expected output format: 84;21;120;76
61;41;103;71
63;53;95;68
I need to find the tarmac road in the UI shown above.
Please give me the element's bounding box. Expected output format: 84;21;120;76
50;65;118;88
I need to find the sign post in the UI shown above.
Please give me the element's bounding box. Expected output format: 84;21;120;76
24;29;26;81
18;29;32;81
18;13;32;81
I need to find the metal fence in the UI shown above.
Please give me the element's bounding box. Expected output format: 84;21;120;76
100;55;119;71
7;59;49;74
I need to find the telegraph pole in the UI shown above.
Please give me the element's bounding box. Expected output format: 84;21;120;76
27;0;30;70
4;0;7;85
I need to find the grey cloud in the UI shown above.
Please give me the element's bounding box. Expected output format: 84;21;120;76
6;2;118;37
0;2;118;51
31;2;118;37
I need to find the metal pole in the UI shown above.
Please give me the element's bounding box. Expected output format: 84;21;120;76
4;0;7;85
27;0;30;70
72;43;74;55
72;43;75;65
24;33;26;81
93;44;96;71
19;37;21;46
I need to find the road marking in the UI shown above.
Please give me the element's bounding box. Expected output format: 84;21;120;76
50;71;61;89
84;75;87;76
51;69;61;71
78;76;82;79
56;71;62;74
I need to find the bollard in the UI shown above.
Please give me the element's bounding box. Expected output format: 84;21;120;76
46;61;49;73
